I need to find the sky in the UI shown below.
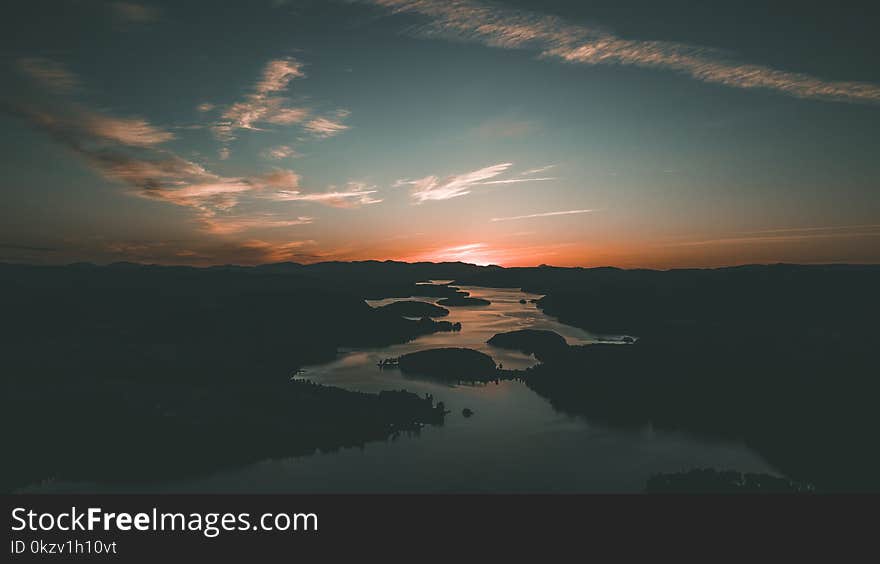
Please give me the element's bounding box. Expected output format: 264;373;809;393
1;0;879;268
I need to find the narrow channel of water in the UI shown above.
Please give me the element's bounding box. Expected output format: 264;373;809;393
36;285;777;493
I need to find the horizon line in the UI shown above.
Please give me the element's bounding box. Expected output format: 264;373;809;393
3;258;879;272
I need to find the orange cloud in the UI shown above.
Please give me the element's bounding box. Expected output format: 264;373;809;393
199;215;314;235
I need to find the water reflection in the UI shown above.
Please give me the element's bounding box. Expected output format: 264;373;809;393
323;285;603;379
129;285;777;493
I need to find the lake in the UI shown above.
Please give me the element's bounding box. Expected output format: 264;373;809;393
31;284;778;493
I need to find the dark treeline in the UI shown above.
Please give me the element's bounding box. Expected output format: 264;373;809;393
1;262;453;491
254;260;491;299
3;260;879;492
278;260;880;491
467;264;879;491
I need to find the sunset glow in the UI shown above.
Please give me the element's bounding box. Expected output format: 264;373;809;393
1;0;878;268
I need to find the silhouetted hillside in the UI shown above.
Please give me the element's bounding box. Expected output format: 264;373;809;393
377;300;450;318
3;260;879;492
1;262;452;491
465;264;880;491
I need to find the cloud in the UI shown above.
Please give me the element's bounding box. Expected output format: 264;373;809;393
478;176;556;185
395;162;556;202
209;57;350;152
82;152;213;188
0;243;59;252
472;117;534;138
262;145;301;160
18;58;80;94
267;181;382;207
12;67;176;147
6;101;260;217
253;168;301;189
405;242;499;264
522;164;555;175
110;2;161;24
668;224;880;247
491;209;594;222
100;238;317;265
365;0;880;104
396;162;512;202
199;215;313;235
213;57;310;143
255;58;306;94
304;109;351;138
402;241;576;266
432;242;488;256
10;100;370;216
237;239;317;263
268;107;310;125
7;56;369;240
141;180;256;212
79;112;175;146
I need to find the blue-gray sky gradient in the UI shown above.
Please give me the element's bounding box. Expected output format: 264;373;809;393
1;0;878;267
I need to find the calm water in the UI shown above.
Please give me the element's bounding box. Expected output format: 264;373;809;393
33;285;777;492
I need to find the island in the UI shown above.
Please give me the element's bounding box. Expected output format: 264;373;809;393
487;329;569;361
415;317;461;332
398;348;499;381
377;300;450;318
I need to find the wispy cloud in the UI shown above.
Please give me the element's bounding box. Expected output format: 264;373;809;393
395;162;556;202
18;57;80;94
101;238;317;265
262;144;301;160
472;117;535;138
267;181;382;207
7;61;367;229
522;164;555;175
667;224;880;247
199;214;314;235
13;62;176;146
253;168;302;189
304;110;351;138
402;241;577;266
479;176;556;185
81;112;175;146
255;57;306;94
110;2;161;24
738;224;880;236
13;97;372;215
210;57;351;155
491;209;594;222
212;57;310;143
365;0;880;104
416;242;493;263
395;162;511;202
6;96;247;216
